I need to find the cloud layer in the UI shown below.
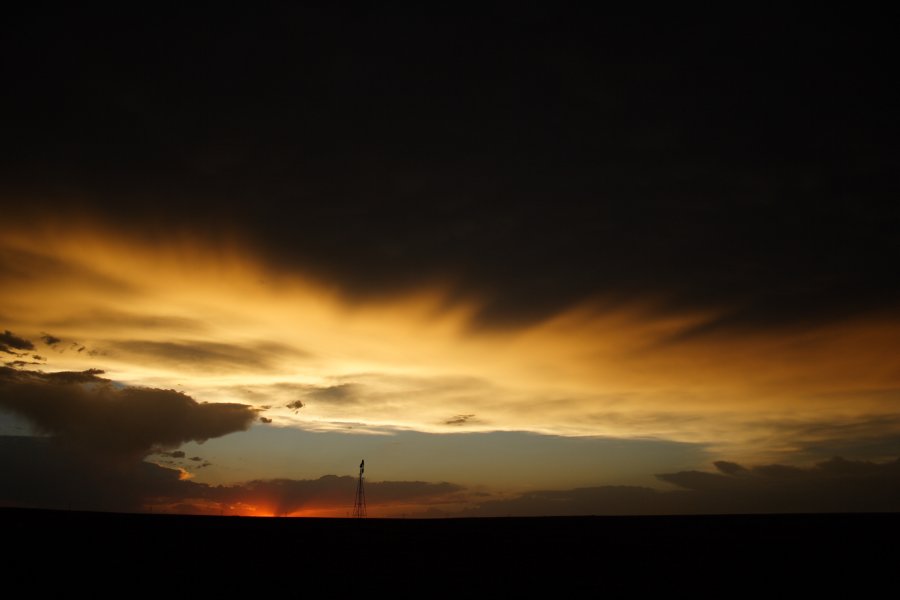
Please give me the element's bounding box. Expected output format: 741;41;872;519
3;10;898;333
463;457;900;516
0;366;257;458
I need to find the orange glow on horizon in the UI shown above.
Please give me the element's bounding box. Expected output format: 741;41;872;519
143;499;439;519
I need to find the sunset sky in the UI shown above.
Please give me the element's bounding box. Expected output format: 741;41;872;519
2;8;899;517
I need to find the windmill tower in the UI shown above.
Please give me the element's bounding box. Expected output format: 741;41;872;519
352;459;367;518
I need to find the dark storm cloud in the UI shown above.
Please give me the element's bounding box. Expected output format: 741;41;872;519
0;330;34;354
259;416;272;424
106;339;306;373
464;457;900;516
0;367;258;458
286;400;304;412
0;436;208;513
2;9;896;331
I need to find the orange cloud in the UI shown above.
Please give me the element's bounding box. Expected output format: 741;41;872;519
1;217;899;463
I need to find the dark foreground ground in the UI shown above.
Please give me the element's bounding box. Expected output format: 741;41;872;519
4;509;898;595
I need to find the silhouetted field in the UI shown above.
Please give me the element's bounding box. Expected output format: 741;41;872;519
4;508;897;594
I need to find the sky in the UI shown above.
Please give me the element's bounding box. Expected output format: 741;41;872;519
1;8;899;517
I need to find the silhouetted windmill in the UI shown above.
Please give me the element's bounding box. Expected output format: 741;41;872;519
352;459;367;518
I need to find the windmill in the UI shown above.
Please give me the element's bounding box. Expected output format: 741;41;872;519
352;459;367;518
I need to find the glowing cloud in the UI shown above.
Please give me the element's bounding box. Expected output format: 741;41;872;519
1;218;899;464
